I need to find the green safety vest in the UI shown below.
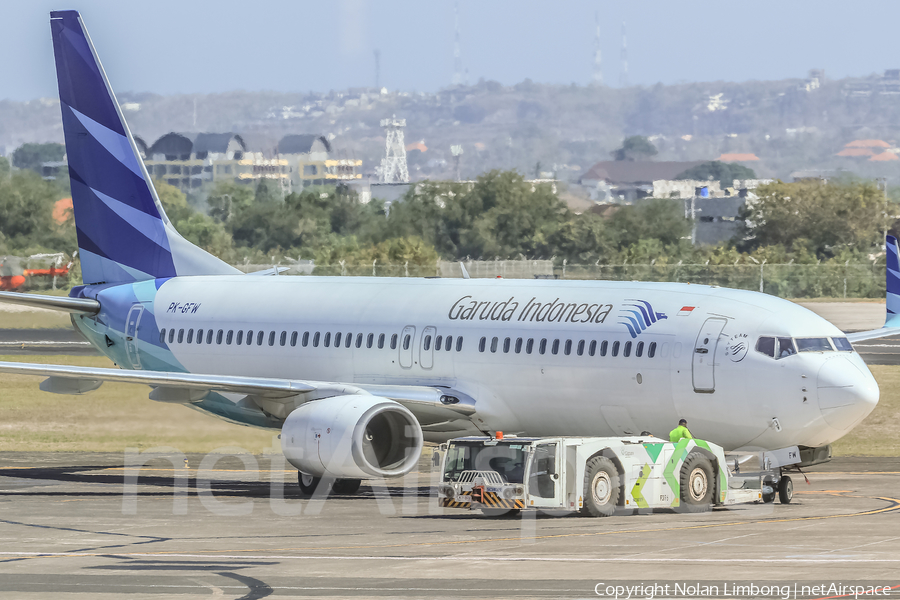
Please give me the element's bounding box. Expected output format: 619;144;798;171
669;425;693;443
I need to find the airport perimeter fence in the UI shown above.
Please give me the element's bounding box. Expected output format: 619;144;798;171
232;260;887;299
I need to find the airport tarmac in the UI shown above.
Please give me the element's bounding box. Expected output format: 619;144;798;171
0;452;898;598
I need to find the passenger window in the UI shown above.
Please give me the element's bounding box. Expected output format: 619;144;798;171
379;334;386;349
236;330;244;345
207;330;213;344
290;331;298;347
648;341;657;358
199;329;206;344
159;329;166;344
563;340;571;356
255;331;263;345
390;334;398;350
217;330;224;345
446;336;453;351
424;335;432;351
367;333;374;348
356;333;363;348
313;332;320;347
526;338;534;354
612;341;620;357
600;340;608;356
756;336;775;357
479;337;486;352
551;339;560;355
539;339;547;355
168;329;175;344
503;337;511;353
624;341;632;357
324;332;331;347
177;329;184;343
515;338;523;353
490;337;498;353
226;330;233;345
345;333;352;348
589;340;596;356
403;334;411;350
334;332;341;347
302;331;309;347
279;331;287;346
636;341;644;357
777;337;796;358
246;330;253;345
267;331;274;346
456;336;463;352
435;335;443;350
187;329;195;344
832;337;853;352
577;340;584;356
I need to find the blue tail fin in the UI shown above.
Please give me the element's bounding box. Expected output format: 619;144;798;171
886;235;900;327
50;11;238;285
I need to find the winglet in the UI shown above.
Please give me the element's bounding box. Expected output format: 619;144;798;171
886;235;900;327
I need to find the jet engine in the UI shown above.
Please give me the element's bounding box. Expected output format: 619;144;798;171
280;395;423;479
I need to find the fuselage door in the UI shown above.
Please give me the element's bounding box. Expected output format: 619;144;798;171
420;326;436;369
527;441;563;508
125;303;145;370
692;317;727;393
399;325;416;369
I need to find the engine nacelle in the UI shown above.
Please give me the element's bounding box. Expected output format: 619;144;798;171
281;395;423;479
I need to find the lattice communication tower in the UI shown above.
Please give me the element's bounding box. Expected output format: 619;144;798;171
379;116;409;183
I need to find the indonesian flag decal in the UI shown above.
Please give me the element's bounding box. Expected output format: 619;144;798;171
677;306;695;316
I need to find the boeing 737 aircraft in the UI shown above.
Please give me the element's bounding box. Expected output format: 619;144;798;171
0;11;895;498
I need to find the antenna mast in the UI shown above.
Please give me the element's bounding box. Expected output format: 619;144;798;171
453;0;463;85
592;12;602;86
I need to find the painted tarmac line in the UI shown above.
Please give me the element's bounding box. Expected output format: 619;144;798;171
1;551;899;564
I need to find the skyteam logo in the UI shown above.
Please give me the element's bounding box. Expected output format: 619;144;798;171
619;300;668;338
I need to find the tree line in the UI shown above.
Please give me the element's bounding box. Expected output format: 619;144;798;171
0;154;894;288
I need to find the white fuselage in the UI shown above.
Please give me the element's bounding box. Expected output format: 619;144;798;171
147;276;878;452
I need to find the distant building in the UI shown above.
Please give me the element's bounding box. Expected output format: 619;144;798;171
716;153;759;162
579;160;705;203
277;134;361;189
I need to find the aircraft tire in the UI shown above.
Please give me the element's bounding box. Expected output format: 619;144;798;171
581;456;620;517
679;452;714;512
762;475;776;503
297;471;321;496
778;475;793;504
332;478;362;495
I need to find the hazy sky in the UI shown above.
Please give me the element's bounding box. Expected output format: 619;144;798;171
4;1;900;101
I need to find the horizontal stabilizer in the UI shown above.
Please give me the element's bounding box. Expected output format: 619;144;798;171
0;291;100;315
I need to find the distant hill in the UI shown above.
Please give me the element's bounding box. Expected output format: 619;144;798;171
5;74;900;182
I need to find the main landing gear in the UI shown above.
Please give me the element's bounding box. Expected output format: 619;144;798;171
297;472;362;496
761;470;793;504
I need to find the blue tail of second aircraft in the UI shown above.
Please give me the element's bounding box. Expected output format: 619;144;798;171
885;235;900;327
50;10;238;285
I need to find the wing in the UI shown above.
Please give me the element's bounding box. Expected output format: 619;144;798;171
0;360;477;430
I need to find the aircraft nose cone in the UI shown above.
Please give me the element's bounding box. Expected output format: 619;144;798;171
817;356;879;429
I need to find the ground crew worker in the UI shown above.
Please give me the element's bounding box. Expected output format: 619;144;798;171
669;418;693;443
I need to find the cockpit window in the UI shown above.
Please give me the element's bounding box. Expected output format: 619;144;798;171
796;337;833;353
832;337;853;352
777;337;796;358
756;336;775;358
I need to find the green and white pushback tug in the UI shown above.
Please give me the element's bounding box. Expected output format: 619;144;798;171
437;435;766;516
